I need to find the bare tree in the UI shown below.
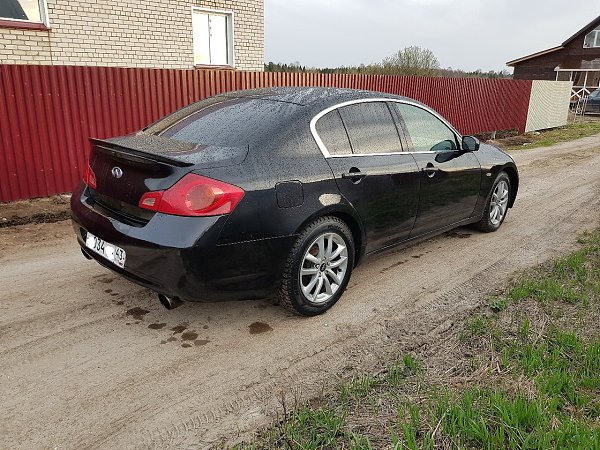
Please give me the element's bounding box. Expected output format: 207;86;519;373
380;46;440;76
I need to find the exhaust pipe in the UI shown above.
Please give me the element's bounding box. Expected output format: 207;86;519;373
158;294;183;310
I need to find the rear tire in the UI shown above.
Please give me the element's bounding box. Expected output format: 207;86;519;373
474;171;511;232
279;216;354;316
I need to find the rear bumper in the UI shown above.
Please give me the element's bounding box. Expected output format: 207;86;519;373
71;182;294;301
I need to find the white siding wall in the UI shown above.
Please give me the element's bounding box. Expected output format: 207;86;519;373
525;81;572;132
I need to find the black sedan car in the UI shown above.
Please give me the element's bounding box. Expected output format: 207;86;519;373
71;87;518;316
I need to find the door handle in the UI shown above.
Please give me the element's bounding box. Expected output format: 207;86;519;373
341;171;367;182
423;163;438;178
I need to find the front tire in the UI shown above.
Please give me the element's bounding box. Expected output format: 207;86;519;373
279;216;355;316
474;171;511;232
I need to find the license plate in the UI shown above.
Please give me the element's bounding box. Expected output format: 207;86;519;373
85;231;126;268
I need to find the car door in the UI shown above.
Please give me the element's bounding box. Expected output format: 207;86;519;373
314;101;420;253
389;102;481;237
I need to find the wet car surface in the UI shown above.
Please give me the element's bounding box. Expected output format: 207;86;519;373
71;87;519;315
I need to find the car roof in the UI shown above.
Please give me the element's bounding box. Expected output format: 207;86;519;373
217;87;424;113
142;87;439;151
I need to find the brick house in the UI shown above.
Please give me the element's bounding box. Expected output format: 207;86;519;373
507;15;600;100
0;0;264;71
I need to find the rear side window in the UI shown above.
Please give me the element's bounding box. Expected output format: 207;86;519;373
315;110;351;156
338;102;402;155
391;103;458;152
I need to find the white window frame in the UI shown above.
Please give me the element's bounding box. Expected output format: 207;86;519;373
583;28;600;48
0;0;50;26
191;6;235;67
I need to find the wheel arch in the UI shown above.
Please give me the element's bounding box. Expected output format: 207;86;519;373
502;165;519;208
329;211;364;266
294;207;365;267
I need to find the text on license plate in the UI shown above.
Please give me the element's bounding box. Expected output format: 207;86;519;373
85;231;126;268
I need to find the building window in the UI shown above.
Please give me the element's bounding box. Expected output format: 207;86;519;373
0;0;47;25
192;8;234;67
584;27;600;48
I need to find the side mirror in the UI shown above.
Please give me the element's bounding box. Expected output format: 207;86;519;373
462;135;480;152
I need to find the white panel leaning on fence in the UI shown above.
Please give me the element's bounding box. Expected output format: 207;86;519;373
525;81;573;133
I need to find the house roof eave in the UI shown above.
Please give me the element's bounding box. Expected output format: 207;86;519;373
506;46;564;66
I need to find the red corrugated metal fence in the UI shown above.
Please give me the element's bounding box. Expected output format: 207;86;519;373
0;65;532;203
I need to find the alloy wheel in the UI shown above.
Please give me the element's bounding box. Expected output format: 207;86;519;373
299;232;349;304
490;180;509;226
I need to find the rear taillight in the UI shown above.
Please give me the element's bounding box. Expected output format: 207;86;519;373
83;164;97;189
138;173;245;217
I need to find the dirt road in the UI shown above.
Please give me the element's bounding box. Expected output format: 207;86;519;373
1;136;599;449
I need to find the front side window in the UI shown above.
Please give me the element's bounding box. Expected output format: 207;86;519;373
0;0;46;23
338;102;402;155
192;9;233;66
391;103;458;152
584;27;600;48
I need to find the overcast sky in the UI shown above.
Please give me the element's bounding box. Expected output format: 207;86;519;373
264;0;598;72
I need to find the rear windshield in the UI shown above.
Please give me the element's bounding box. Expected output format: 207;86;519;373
145;97;301;146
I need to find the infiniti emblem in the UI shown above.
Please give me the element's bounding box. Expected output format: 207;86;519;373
111;167;123;179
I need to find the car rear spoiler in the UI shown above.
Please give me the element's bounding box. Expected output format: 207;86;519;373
90;135;249;169
90;136;197;167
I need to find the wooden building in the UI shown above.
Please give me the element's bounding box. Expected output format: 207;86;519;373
507;16;600;100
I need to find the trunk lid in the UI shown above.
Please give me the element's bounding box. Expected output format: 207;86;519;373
87;135;248;224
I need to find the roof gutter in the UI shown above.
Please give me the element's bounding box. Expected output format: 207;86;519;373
506;46;564;66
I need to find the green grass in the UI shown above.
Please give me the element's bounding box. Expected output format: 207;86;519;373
505;231;599;306
340;374;381;401
488;295;508;312
234;230;600;450
236;405;356;450
421;387;600;449
500;120;600;152
502;328;600;410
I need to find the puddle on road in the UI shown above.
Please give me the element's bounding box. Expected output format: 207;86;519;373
381;260;407;273
447;231;472;239
171;324;187;334
95;275;114;284
148;323;167;330
181;331;198;341
249;322;273;334
126;307;150;321
411;250;432;259
195;339;210;346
